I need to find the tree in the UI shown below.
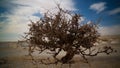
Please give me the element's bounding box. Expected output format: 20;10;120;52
21;5;115;65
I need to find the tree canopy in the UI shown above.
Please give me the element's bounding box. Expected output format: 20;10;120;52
21;5;115;65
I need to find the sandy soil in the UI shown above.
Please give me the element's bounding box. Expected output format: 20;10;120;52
0;36;120;68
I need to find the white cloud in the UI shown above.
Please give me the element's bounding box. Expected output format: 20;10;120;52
109;7;120;15
99;25;120;35
0;0;76;41
12;0;75;15
90;2;106;13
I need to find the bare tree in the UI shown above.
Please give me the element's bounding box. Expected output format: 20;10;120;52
20;5;115;65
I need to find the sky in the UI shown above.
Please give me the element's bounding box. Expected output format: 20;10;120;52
0;0;120;41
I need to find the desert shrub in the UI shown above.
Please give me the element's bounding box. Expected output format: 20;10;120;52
20;5;115;66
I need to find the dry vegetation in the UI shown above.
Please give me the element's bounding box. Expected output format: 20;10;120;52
19;5;116;67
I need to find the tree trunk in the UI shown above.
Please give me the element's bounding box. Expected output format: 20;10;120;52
61;50;74;63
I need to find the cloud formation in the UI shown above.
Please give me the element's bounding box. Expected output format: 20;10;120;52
0;0;76;41
90;2;106;13
109;7;120;15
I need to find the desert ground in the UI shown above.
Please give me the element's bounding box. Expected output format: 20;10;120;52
0;35;120;68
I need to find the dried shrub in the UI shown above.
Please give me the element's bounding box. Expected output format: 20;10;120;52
20;5;115;65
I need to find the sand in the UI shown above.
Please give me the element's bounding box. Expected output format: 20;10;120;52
0;36;120;68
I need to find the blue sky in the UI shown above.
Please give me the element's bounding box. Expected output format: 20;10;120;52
0;0;120;41
74;0;120;26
